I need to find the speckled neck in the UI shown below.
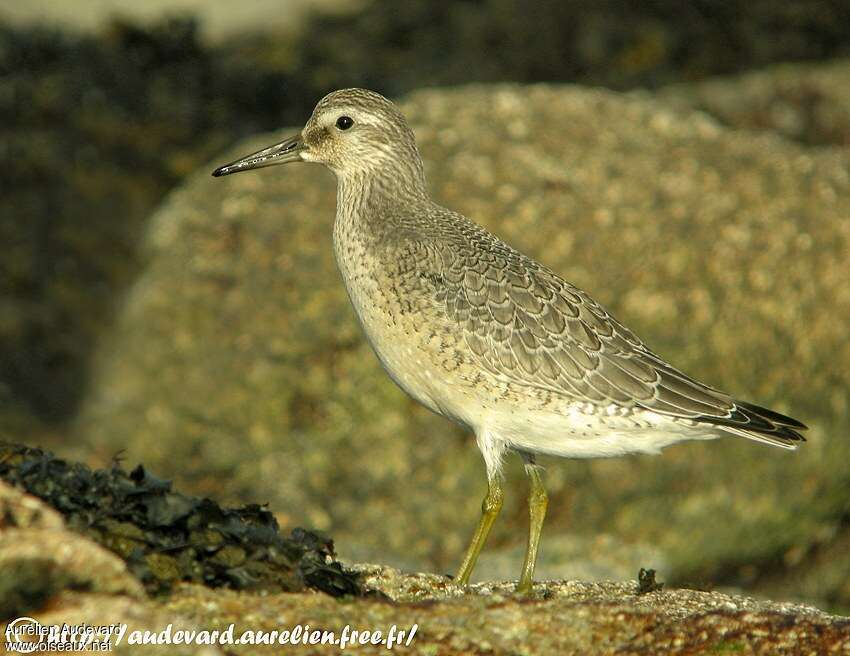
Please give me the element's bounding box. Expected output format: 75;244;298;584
334;161;429;237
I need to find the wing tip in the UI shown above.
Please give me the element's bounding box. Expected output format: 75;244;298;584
735;400;808;430
695;399;807;449
720;425;804;449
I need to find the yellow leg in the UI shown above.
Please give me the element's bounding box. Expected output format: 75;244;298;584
454;477;503;587
517;464;548;593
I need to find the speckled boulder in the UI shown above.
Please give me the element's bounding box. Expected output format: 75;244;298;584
659;59;850;146
4;457;848;655
76;84;850;605
0;480;144;618
16;564;850;655
156;568;850;655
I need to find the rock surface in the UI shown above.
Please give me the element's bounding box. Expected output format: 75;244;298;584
2;448;848;654
76;83;850;609
0;480;144;619
155;568;849;655
0;443;366;597
660;59;850;146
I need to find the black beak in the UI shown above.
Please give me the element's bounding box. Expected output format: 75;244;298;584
212;133;307;177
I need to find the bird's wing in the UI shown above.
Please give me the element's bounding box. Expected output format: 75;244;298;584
400;219;805;446
433;232;729;413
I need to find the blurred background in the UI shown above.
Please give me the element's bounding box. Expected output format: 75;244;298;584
2;0;849;612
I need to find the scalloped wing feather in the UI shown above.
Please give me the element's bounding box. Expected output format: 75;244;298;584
401;212;806;449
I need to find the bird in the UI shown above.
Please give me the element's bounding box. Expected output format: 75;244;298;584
212;88;806;593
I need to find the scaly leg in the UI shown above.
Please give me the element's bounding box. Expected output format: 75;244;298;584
454;477;503;587
517;462;548;593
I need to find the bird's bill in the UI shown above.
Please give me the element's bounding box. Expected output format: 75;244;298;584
211;134;307;177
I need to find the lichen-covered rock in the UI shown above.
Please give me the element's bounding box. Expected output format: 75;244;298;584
0;480;144;619
2;450;847;654
659;59;850;146
12;566;850;655
33;594;221;656
152;568;850;655
76;84;850;607
476;533;667;585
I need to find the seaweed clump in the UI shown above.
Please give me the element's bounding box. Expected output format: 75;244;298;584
0;442;366;597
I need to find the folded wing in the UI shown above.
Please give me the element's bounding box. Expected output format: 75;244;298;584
425;219;806;449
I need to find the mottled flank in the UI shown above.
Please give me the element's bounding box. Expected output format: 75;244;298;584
77;83;850;606
0;443;365;597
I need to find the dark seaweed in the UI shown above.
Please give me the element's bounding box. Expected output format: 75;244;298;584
0;442;367;597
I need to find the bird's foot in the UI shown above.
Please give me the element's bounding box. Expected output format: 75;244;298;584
514;580;536;596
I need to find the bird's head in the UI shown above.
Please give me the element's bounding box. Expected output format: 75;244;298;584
212;88;425;188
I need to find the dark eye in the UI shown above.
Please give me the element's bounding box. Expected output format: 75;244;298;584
336;116;354;130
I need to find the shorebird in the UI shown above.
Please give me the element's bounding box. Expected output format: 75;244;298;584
212;88;806;593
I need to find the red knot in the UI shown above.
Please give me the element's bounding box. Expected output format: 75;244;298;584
213;88;806;593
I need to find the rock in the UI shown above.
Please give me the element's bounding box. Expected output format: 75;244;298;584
0;480;203;655
0;480;144;619
5;590;222;656
76;84;850;607
23;569;850;655
2;447;847;654
9;569;850;655
659;59;850;146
